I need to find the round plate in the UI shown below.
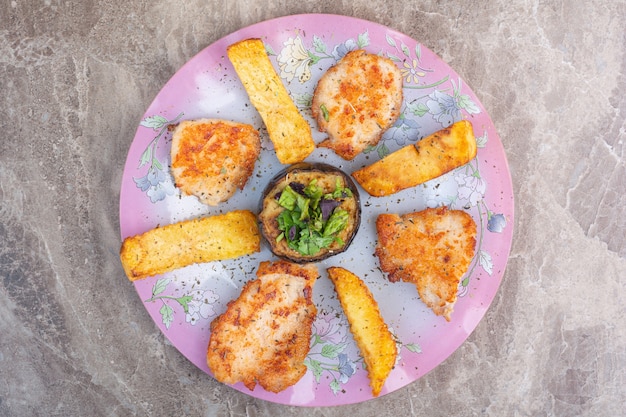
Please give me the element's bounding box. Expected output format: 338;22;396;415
119;14;514;407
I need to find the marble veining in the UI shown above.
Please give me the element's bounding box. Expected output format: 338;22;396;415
1;1;625;416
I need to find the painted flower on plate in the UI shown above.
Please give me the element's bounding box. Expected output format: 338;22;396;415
454;167;486;207
337;353;357;383
185;289;219;325
134;164;176;203
312;310;347;345
306;308;359;393
487;213;507;233
426;90;462;127
389;113;421;146
331;38;359;60
401;58;426;84
458;276;472;296
330;31;369;61
277;36;312;83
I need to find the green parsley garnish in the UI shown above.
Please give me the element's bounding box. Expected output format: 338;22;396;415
320;104;330;122
275;178;352;256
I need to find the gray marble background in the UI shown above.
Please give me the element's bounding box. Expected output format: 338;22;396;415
1;1;625;416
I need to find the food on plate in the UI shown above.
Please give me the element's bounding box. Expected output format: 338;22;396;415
326;267;397;397
207;260;319;393
352;120;477;196
375;206;477;321
119;210;260;281
258;162;361;263
311;50;403;160
170;119;261;206
227;38;315;164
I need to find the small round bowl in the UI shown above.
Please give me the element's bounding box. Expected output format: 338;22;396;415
258;162;361;263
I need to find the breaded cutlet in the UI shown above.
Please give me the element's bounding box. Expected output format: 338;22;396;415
170;118;260;206
311;50;403;160
207;261;318;393
375;207;477;321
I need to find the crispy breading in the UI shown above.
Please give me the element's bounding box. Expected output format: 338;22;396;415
119;210;260;281
227;38;314;164
312;50;403;160
375;207;477;321
170;119;261;206
326;267;397;397
207;261;319;393
352;120;477;196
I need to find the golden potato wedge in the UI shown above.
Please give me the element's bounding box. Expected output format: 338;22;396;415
227;38;314;164
120;210;260;281
326;267;396;397
352;120;477;196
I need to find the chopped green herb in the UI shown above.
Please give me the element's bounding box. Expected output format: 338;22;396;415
277;185;299;210
323;209;349;237
296;194;310;221
325;178;353;199
303;180;323;209
320;104;330;122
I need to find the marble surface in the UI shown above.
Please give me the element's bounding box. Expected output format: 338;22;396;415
1;0;625;416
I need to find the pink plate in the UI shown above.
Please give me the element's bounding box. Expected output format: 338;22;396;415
120;14;514;407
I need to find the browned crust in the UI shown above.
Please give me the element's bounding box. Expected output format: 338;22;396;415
375;207;477;321
227;38;314;164
326;267;396;396
170;119;261;206
312;50;403;160
119;210;261;281
352;120;477;197
207;261;318;392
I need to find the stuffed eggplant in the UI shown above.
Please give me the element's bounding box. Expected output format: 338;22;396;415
259;163;361;263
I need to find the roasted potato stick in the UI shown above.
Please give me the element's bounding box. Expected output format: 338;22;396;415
326;267;396;397
352;120;477;196
227;38;314;164
120;210;260;281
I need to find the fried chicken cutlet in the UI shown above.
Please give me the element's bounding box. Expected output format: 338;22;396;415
311;50;403;160
207;261;319;393
170;119;261;206
375;207;477;321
